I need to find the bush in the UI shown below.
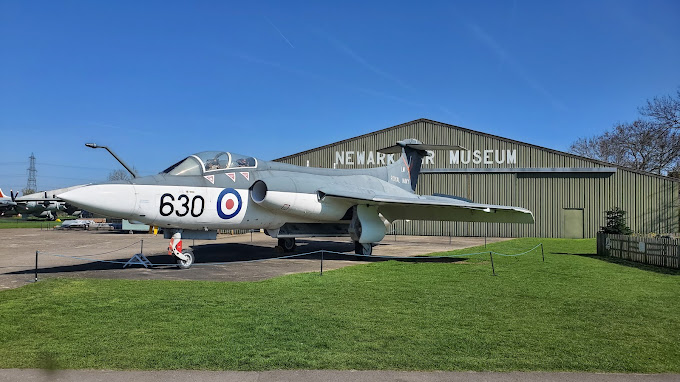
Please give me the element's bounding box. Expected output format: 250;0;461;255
599;207;633;235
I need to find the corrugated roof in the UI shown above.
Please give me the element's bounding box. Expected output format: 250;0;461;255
275;118;679;182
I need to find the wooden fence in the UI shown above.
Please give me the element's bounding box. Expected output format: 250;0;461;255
597;233;679;269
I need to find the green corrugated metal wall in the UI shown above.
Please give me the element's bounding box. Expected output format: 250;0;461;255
276;119;679;238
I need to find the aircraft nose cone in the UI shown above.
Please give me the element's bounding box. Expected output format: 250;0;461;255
58;184;136;219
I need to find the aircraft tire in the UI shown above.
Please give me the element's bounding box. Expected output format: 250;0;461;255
176;248;194;269
354;241;373;256
278;238;296;252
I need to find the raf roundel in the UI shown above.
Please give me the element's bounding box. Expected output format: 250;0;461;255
216;188;242;219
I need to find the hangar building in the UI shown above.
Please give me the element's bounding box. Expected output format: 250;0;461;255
276;119;679;238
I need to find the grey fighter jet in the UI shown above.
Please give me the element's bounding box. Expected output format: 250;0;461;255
59;139;533;269
1;187;84;220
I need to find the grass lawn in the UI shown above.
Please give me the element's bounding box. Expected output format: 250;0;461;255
0;238;678;372
0;218;62;229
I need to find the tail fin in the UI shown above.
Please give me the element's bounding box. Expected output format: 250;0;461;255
381;139;464;193
0;189;4;198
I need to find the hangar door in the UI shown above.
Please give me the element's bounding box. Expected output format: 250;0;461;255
562;208;584;239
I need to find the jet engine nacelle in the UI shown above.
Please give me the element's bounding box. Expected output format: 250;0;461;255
251;178;350;221
349;205;386;243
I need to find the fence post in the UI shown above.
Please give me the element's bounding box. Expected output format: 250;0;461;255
541;243;545;262
489;252;496;276
35;251;39;282
320;250;324;276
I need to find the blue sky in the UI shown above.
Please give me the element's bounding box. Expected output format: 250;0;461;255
1;0;679;193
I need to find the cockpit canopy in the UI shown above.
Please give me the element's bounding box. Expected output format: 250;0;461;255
162;151;258;176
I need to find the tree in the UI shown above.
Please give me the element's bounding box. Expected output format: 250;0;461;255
599;207;633;235
639;88;680;130
107;168;136;182
669;164;680;179
21;188;36;196
570;88;680;175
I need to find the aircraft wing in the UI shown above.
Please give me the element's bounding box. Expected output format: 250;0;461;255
0;200;17;213
318;187;534;224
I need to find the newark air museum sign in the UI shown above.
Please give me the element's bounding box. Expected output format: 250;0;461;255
334;149;518;166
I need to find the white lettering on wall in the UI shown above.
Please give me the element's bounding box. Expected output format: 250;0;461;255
461;151;471;165
448;149;517;165
472;151;482;164
345;151;354;165
424;150;435;165
335;151;344;165
367;151;375;165
495;150;505;163
483;150;493;164
377;152;386;165
356;151;365;165
334;149;519;166
450;150;459;164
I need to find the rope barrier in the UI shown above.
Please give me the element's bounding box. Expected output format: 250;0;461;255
491;243;543;257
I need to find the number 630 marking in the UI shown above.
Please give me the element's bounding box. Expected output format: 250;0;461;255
159;193;205;217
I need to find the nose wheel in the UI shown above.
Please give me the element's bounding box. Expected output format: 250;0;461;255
277;238;296;252
176;248;194;269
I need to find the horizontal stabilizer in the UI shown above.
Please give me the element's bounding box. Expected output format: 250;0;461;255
379;141;465;154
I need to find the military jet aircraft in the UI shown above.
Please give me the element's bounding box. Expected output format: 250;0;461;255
58;140;533;269
1;187;83;220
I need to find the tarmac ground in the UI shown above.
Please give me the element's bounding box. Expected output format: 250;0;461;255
2;228;507;289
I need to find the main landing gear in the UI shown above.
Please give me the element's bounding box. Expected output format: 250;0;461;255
169;232;195;269
354;241;373;256
277;238;296;253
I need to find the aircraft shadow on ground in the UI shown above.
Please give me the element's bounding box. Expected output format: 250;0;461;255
7;239;462;276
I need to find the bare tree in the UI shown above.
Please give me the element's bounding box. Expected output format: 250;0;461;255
639;88;680;130
569;88;680;175
107;169;136;182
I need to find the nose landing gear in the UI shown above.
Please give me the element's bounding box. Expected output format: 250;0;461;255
169;231;195;269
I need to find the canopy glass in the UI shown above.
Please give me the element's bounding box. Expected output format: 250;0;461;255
162;151;257;176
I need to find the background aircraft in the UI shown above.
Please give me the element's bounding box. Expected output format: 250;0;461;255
0;187;84;220
59;140;534;269
0;189;18;216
